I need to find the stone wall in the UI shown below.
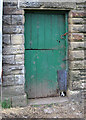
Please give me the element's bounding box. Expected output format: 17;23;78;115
68;4;86;117
2;1;86;107
68;5;86;99
2;2;27;107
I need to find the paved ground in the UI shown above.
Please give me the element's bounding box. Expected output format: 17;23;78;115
2;97;84;118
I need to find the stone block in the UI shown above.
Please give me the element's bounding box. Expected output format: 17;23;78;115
12;94;27;107
69;10;86;18
2;85;25;97
3;6;24;15
3;55;15;64
68;18;86;24
85;50;86;59
12;15;24;25
67;89;82;102
3;74;25;86
81;90;86;99
3;2;18;7
19;1;76;9
15;75;25;85
69;60;84;70
69;25;85;33
3;45;24;55
80;70;86;77
84;108;86;119
69;70;86;82
69;42;85;50
14;54;24;64
72;81;85;90
76;3;86;10
2;75;15;86
69;50;84;60
2;34;10;45
2;94;27;107
11;34;24;45
69;70;81;82
3;65;24;75
3;25;24;34
3;15;11;25
84;60;86;69
68;33;84;41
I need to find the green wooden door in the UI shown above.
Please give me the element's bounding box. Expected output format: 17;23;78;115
24;11;68;98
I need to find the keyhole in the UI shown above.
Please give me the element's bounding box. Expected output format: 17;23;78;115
59;41;60;43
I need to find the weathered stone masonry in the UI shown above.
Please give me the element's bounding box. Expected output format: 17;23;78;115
2;1;86;107
68;9;86;99
2;2;27;107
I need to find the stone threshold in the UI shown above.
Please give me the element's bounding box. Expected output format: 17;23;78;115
28;96;69;105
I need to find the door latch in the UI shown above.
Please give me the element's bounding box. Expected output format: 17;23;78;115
63;58;69;61
61;32;68;39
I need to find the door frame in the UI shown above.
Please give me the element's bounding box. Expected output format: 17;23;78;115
65;12;68;71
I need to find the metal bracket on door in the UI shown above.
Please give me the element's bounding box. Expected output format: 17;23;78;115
63;58;69;61
61;32;68;39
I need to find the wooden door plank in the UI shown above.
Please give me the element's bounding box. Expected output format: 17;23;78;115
24;13;32;49
25;50;32;96
44;14;52;49
47;50;57;96
38;14;45;49
30;50;37;98
36;50;49;97
31;14;38;49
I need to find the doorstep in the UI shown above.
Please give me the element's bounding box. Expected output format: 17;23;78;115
28;96;69;105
